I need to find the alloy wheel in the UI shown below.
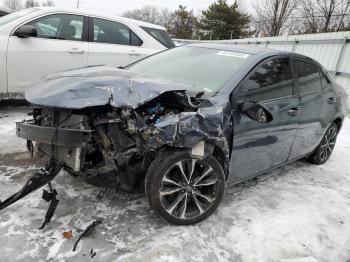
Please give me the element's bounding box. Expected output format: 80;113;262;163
159;159;219;220
319;125;337;162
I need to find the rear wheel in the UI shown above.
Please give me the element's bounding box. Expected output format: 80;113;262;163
145;150;225;225
307;123;338;165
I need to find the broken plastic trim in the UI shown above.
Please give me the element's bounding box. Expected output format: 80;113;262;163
72;220;102;252
0;160;64;229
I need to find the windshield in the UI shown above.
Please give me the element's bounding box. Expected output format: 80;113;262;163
0;8;40;27
127;46;251;93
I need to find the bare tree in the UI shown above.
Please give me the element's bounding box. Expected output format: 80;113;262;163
335;0;350;30
253;0;299;36
298;0;350;32
4;0;23;11
158;8;172;28
297;0;320;32
42;0;55;7
122;5;171;27
25;0;40;8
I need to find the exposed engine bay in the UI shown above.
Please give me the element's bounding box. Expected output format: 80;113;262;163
20;91;204;191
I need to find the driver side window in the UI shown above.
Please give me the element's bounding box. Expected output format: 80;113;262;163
26;14;84;41
241;57;293;102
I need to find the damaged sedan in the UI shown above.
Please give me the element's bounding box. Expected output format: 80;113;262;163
1;44;348;226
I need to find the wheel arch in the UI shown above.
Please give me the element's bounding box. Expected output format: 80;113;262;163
158;141;230;181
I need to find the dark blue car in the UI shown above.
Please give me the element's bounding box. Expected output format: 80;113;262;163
3;44;348;226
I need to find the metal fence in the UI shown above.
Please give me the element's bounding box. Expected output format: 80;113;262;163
174;31;350;107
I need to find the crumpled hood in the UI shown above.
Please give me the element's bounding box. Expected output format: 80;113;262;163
25;65;188;109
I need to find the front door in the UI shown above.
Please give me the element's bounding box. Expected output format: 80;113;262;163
7;13;88;93
229;56;300;184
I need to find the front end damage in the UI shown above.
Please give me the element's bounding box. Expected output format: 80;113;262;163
0;66;232;227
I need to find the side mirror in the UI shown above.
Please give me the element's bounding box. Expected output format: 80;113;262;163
14;25;37;38
240;101;273;123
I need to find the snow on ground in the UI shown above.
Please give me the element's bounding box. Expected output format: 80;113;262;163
0;107;30;154
0;108;350;262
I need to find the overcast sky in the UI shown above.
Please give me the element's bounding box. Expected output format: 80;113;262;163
0;0;250;15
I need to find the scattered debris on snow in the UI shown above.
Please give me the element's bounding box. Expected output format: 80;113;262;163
0;108;350;262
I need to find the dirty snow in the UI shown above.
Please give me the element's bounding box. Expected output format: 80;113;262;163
0;107;350;262
0;107;30;154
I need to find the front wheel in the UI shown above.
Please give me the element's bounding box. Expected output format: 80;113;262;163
307;122;339;165
145;150;225;225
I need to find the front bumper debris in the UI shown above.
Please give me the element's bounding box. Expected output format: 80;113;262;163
16;121;95;148
0;160;64;229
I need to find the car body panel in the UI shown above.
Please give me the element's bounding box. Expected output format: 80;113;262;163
87;42;159;68
229;96;300;183
7;34;89;93
0;8;171;99
17;44;348;187
25;65;188;109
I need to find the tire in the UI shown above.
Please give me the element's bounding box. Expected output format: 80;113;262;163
307;122;339;165
145;150;225;225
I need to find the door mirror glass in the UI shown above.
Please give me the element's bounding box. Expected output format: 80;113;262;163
240;101;273;123
15;25;37;38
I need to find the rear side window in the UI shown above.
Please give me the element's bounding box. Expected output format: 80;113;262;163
92;18;143;46
295;60;322;94
141;26;175;48
242;57;293;101
26;14;84;41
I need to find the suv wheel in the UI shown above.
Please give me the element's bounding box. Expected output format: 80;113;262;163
145;150;225;225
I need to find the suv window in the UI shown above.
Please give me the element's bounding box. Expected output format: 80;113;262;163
242;57;293;101
295;59;322;94
141;26;175;48
92;18;143;46
26;14;84;41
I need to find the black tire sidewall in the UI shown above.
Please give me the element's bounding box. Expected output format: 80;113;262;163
145;150;225;225
313;123;338;165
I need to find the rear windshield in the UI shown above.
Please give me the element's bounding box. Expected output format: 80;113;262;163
0;8;40;27
141;26;175;48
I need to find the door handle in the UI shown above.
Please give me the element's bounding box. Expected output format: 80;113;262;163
327;97;336;104
287;107;301;116
68;48;85;54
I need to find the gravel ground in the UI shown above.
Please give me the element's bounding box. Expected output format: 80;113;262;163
0;107;350;262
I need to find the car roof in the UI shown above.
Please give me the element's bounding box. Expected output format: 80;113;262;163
187;43;286;55
36;7;166;30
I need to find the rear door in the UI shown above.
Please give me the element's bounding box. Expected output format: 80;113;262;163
288;57;337;159
229;56;300;183
7;13;88;93
87;17;156;68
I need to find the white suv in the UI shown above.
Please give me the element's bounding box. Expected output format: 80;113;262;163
0;8;175;99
